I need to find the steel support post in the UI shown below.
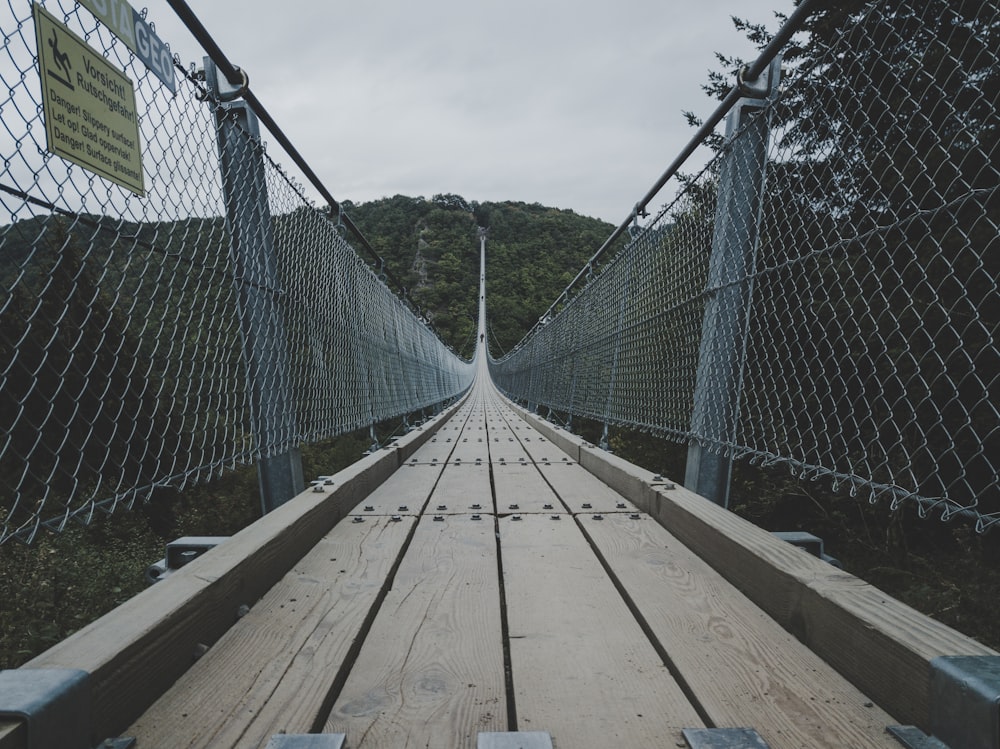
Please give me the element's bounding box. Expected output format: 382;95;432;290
685;58;780;507
206;59;304;513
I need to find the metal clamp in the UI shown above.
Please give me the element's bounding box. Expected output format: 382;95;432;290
0;668;91;749
683;727;772;748
889;656;1000;749
736;57;780;99
478;732;553;749
265;735;346;749
217;66;250;102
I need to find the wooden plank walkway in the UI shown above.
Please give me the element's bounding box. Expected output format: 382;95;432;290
119;378;903;749
5;373;994;749
3;242;995;749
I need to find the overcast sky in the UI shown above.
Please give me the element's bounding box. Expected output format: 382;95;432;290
153;0;789;224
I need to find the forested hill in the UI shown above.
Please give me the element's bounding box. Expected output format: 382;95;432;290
342;194;615;358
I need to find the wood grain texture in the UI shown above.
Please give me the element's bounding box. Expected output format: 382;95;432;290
547;438;998;731
17;445;409;744
487;433;530;462
516;434;573;464
491;463;564;514
430;462;493;512
324;515;506;747
503;403;584;462
406;435;456;464
584;513;897;748
538;461;637;513
500;514;703;747
450;437;491;463
129;516;414;749
354;463;443;515
641;484;998;728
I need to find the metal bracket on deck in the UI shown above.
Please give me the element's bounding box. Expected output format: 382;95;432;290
886;726;950;749
264;735;346;749
771;531;843;568
146;536;229;584
682;727;772;748
0;668;91;749
889;656;1000;749
478;732;554;749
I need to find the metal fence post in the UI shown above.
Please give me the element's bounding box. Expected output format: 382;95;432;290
684;58;780;507
205;59;304;513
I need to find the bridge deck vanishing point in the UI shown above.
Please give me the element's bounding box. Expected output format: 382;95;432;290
3;372;994;749
124;378;900;749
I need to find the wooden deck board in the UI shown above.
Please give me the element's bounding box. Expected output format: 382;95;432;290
352;462;443;515
583;513;898;748
538;461;638;513
404;435;453;464
517;434;574;463
491;463;565;514
129;515;414;749
323;514;507;747
428;462;493;513
8;383;979;749
499;514;704;746
488;434;531;462
451;433;491;462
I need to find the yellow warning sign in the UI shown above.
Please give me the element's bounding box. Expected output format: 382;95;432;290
34;2;144;196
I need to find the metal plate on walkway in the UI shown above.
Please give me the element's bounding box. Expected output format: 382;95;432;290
265;735;345;749
478;731;553;749
886;725;950;749
0;668;91;749
682;727;772;748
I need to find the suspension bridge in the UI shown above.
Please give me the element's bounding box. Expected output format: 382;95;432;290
2;0;999;747
2;233;994;749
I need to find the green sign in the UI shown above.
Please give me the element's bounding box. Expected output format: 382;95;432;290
34;2;144;196
76;0;176;93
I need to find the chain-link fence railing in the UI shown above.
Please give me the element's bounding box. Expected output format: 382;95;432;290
490;0;999;532
1;0;474;544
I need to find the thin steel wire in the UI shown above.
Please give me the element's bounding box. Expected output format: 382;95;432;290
491;0;1000;532
0;0;473;544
